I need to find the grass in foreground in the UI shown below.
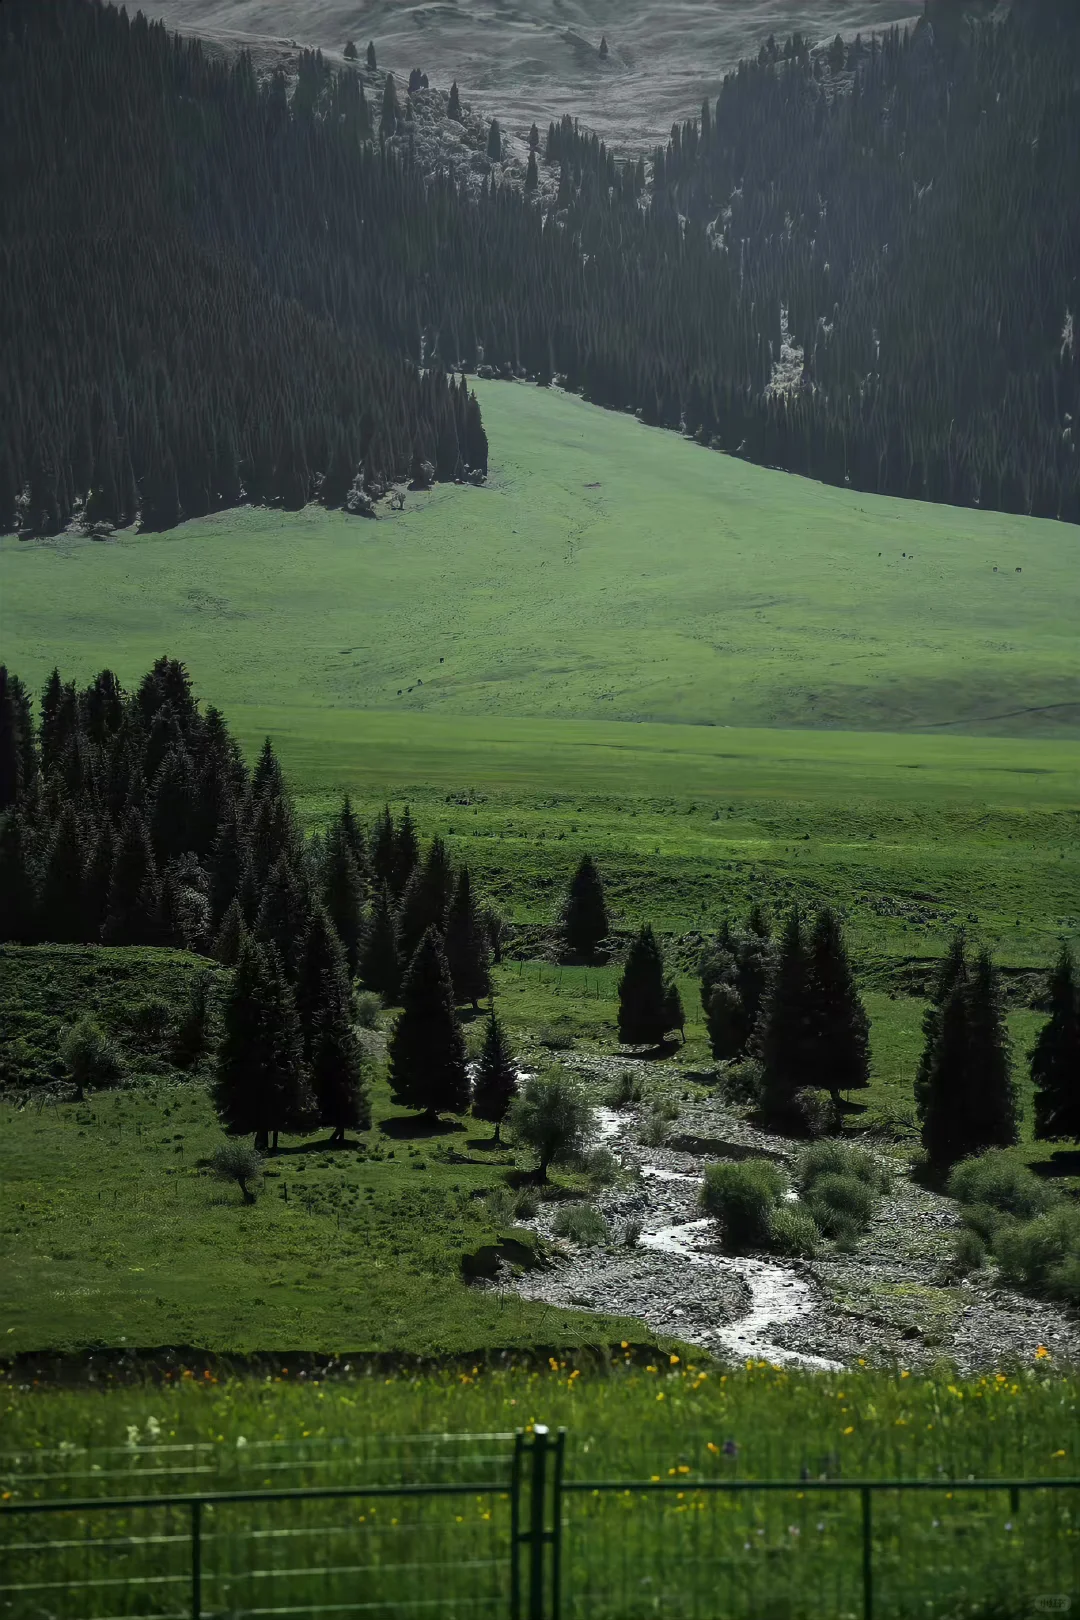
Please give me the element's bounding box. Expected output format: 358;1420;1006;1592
2;1363;1077;1620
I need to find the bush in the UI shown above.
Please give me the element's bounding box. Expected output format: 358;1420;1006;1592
583;1146;620;1187
506;1069;595;1180
797;1140;890;1196
637;1106;670;1149
701;1159;787;1253
538;1023;575;1051
768;1201;820;1258
606;1069;644;1109
717;1057;762;1107
961;1201;1016;1247
485;1186;516;1227
805;1172;875;1237
947;1151;1056;1221
512;1185;540;1220
171;972;212;1069
951;1227;987;1275
212;1140;263;1204
59;1018;124;1093
619;1216;644;1247
791;1087;840;1139
353;991;382;1030
996;1205;1080;1305
129;995;172;1050
553;1202;609;1246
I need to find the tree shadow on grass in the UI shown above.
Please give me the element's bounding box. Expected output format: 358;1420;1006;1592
378;1113;466;1140
616;1040;679;1061
466;1134;510;1153
1027;1148;1080;1181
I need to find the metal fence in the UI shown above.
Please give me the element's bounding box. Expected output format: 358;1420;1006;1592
2;1428;1078;1620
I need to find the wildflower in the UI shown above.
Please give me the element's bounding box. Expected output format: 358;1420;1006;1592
1053;1449;1066;1458
1035;1345;1051;1360
670;1355;680;1365
236;1436;248;1449
843;1426;854;1435
145;1417;161;1441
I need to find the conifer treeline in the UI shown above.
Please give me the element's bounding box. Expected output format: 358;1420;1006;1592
3;0;1078;533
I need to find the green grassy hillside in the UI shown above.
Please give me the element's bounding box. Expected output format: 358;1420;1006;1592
2;381;1076;737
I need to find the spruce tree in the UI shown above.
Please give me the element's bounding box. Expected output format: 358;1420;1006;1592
805;907;870;1103
213;937;315;1150
967;950;1017;1151
563;853;609;957
254;856;311;980
758;908;814;1128
487;119;502;161
665;982;686;1042
366;41;377;70
919;949;1017;1166
387;926;469;1118
706;981;742;1060
371;804;396;890
82;821;114;943
213;896;247;965
398;834;454;963
295;906;350;1059
0;810;37;943
392;805;420;894
618;924;669;1046
444;865;490;1008
311;1003;371;1144
472;1009;518;1141
103;809;159;944
447;81;462;120
39;803;87;943
380;73;398;139
321;837;364;977
359;881;403;1003
0;667;25;810
915;932;969;1121
1032;946;1080;1139
332;794;368;878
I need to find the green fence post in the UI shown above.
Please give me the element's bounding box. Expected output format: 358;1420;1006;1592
191;1498;202;1620
511;1431;525;1620
528;1427;550;1620
551;1429;567;1620
861;1486;873;1620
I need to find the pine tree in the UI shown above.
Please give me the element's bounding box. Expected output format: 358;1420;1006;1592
1032;946;1080;1139
380;73;399;138
525;150;539;193
39;803;87;942
311;1003;371;1144
472;1010;518;1141
213;937;316;1150
213;896;247;965
359;881;403;1003
103;809;159;944
321;837;364;977
919;949;1017;1166
758;908;813;1128
255;856;311;980
392;805;420;894
915;932;968;1121
366;41;377;70
447;81;461;120
444;866;490;1008
487;119;502;162
563;853;609;957
387;926;469;1118
618;924;669;1046
398;834;454;963
664;982;686;1042
805;908;870;1103
0;811;37;943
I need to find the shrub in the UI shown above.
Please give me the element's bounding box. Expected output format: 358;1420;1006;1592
769;1201;820;1258
960;1201;1016;1247
59;1018;124;1093
637;1106;670;1149
507;1069;595;1180
512;1186;540;1220
171;972;212;1070
485;1186;516;1227
717;1057;762;1107
701;1159;786;1253
996;1205;1080;1305
129;995;172;1050
212;1140;263;1204
797;1140;890;1196
620;1216;644;1247
553;1202;609;1246
584;1146;620;1186
805;1171;875;1237
538;1023;575;1051
606;1069;644;1109
353;991;383;1030
791;1087;840;1139
951;1227;987;1275
947;1151;1056;1222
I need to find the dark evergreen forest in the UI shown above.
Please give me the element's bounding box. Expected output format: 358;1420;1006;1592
2;0;1078;533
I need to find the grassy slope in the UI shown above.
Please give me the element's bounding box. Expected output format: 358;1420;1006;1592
2;381;1077;736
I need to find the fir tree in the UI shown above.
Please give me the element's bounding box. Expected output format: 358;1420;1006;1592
213;937;316;1150
321;837;364;977
618;924;669;1046
563;853;609;957
366;40;377;70
444;865;490;1008
398;834;454;963
103;809;159;944
387;926;469;1118
359;881;403;1003
486;119;502;162
0;810;37;943
919;949;1017;1166
392;805;420;894
39;803;86;943
380;73;399;139
758;908;813;1128
311;1002;371;1144
472;1010;518;1141
805;907;870;1103
1032;946;1080;1139
254;856;311;980
213;896;247;965
447;81;462;120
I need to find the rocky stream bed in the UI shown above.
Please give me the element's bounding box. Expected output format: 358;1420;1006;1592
502;1055;1080;1371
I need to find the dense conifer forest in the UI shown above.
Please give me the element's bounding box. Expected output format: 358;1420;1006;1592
1;0;1078;534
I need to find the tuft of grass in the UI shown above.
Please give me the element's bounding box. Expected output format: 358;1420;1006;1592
552;1202;610;1247
947;1151;1056;1221
700;1159;787;1253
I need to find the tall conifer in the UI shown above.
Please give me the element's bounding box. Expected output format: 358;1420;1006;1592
359;881;402;1003
806;907;870;1102
213;937;315;1150
472;1010;518;1141
758;908;814;1127
563;853;609;957
387;927;469;1117
618;924;669;1046
445;866;490;1008
1032;946;1080;1139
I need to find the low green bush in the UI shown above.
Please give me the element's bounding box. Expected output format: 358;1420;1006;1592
583;1146;620;1186
961;1201;1017;1247
805;1172;875;1238
951;1227;987;1276
701;1158;787;1253
996;1206;1080;1306
59;1018;124;1093
716;1057;762;1107
947;1152;1056;1221
797;1140;890;1196
553;1202;610;1246
637;1106;671;1149
353;991;383;1030
128;995;172;1050
606;1070;644;1109
769;1201;819;1258
791;1087;840;1139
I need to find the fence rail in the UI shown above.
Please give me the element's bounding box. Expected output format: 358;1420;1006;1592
2;1428;1078;1620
